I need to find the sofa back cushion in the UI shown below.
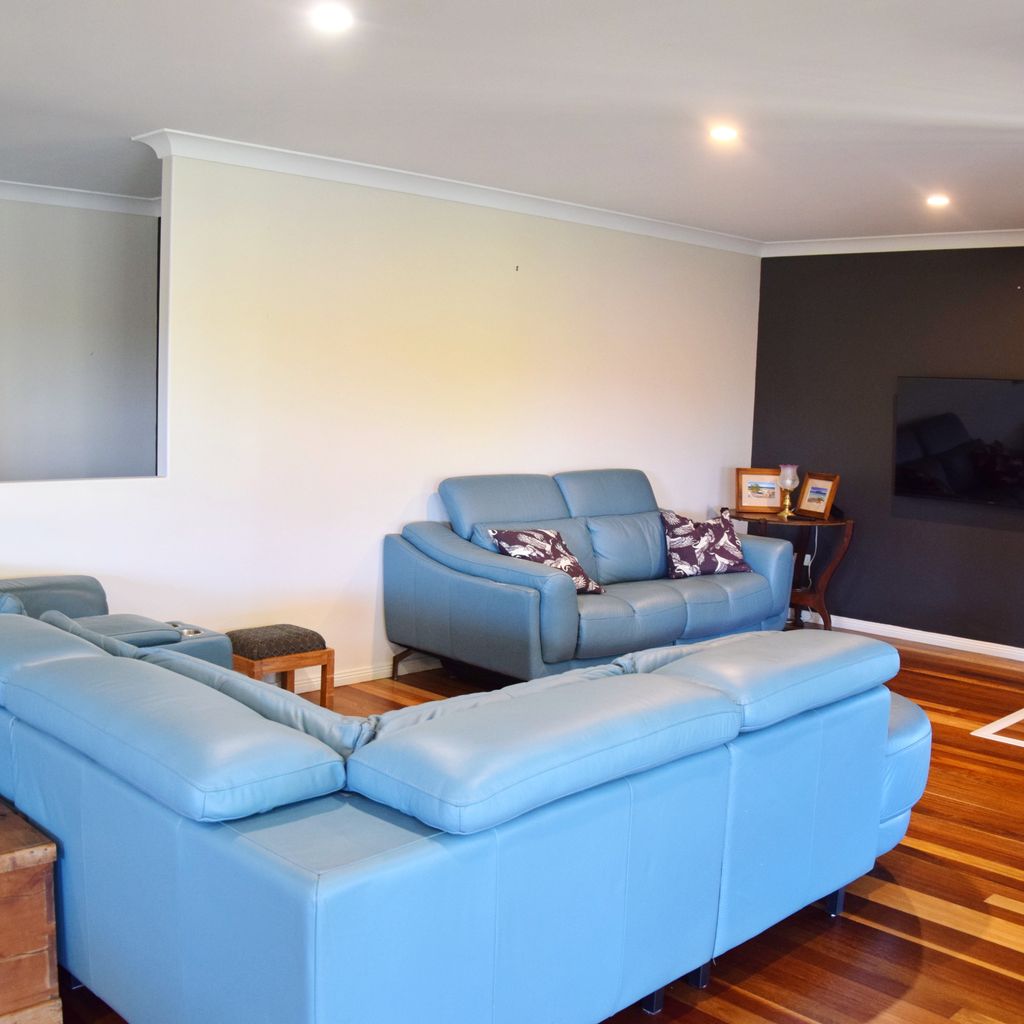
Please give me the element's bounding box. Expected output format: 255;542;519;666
439;474;570;540
347;673;740;834
40;610;141;658
554;469;658;517
5;654;346;821
0;575;109;619
585;511;668;583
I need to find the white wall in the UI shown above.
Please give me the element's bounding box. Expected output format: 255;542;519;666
0;200;158;481
1;157;762;681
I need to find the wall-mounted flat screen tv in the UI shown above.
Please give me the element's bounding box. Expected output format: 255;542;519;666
894;376;1024;508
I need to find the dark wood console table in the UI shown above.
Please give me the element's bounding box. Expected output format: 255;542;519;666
730;510;854;630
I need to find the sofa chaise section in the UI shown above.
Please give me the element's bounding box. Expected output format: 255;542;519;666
384;469;794;679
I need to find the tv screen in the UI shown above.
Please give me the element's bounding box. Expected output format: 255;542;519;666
894;377;1024;508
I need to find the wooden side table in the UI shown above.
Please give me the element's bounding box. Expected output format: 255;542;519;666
0;800;63;1024
731;510;854;630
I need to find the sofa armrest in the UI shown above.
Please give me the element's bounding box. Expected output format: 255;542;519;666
739;535;793;617
385;532;581;675
399;522;580;665
403;522;576;593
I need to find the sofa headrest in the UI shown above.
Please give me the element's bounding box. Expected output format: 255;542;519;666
638;630;900;731
0;574;108;619
347;673;740;834
439;474;570;539
554;469;658;517
5;654;346;821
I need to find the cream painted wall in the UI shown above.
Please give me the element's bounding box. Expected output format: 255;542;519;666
1;157;762;682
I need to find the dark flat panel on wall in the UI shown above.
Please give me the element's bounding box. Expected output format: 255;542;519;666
753;246;1024;645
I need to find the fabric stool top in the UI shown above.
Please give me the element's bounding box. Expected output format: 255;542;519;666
227;624;327;661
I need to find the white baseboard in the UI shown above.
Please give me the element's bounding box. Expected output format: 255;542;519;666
806;613;1024;663
291;654;441;695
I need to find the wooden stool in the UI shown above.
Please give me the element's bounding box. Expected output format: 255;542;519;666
227;624;335;710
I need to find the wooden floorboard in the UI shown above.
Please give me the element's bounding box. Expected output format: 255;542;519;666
60;645;1024;1024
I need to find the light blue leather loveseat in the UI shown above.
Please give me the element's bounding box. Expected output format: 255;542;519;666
0;612;930;1024
384;469;794;679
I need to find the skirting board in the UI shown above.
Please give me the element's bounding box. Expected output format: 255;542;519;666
805;612;1024;663
299;614;1024;693
289;653;440;694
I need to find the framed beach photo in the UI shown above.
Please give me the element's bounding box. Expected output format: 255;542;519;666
735;468;783;513
796;472;840;519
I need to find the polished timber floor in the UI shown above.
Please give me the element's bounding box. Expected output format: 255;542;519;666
61;641;1024;1024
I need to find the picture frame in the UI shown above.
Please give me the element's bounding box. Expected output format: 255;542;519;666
735;467;783;513
796;472;840;519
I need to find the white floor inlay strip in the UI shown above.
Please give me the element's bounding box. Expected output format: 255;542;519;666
971;707;1024;748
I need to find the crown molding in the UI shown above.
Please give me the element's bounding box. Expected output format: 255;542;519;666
0;179;160;216
761;229;1024;257
133;129;762;256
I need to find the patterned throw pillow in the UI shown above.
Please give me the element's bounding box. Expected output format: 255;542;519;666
489;528;605;594
660;508;752;578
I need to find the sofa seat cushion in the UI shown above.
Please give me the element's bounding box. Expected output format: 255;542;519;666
647;630;900;731
667;574;774;638
347;674;740;833
75;612;183;647
4;654;346;821
575;583;688;659
585;511;667;584
575;575;775;659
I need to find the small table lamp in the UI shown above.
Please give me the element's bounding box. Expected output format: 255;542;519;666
779;464;799;518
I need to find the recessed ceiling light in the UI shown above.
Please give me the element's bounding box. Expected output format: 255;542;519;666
926;193;951;208
709;125;739;143
309;2;355;33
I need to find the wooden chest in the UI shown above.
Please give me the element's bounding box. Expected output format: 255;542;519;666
0;799;63;1024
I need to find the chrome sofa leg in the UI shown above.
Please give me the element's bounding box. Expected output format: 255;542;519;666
684;961;711;989
825;886;846;918
640;987;665;1014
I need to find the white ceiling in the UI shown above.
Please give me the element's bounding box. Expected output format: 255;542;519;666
3;0;1023;242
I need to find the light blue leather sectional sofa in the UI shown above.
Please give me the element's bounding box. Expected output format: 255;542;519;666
0;607;930;1024
384;469;794;679
0;573;232;667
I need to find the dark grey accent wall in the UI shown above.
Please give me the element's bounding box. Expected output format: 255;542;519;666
752;246;1024;645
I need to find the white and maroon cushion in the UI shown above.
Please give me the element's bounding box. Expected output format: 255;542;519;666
489;528;605;594
660;508;752;579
